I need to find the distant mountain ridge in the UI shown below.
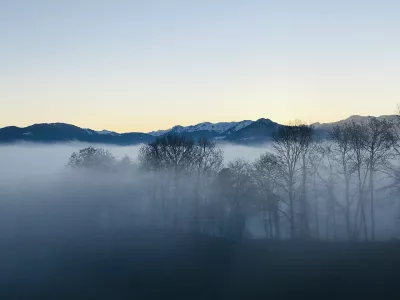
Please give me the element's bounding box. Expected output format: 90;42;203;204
0;123;153;145
148;120;253;136
0;115;397;145
312;115;399;131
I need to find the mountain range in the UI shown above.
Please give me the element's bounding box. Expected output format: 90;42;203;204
0;115;397;146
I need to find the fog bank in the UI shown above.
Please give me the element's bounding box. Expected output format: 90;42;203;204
0;142;399;241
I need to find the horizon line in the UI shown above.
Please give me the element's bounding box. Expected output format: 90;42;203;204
0;113;397;134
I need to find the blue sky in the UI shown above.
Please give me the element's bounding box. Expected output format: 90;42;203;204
1;0;400;132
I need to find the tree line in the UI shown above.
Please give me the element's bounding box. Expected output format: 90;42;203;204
67;116;400;241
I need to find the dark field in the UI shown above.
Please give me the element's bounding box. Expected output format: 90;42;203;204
1;229;400;300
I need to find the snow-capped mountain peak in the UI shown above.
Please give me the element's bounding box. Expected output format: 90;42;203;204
220;120;253;135
96;130;120;136
147;120;254;136
84;129;120;136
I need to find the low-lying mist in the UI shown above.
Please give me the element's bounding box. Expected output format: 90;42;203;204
0;142;266;179
2;138;400;299
0;140;399;241
0;143;267;239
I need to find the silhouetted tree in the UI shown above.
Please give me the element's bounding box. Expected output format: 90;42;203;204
331;124;354;239
192;138;223;232
139;134;197;228
272;124;314;239
139;135;224;231
362;117;394;240
348;121;369;240
298;124;314;238
67;147;116;171
253;153;283;239
213;159;255;239
309;143;340;240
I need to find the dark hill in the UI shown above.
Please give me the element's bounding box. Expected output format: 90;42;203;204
0;123;155;145
224;118;282;144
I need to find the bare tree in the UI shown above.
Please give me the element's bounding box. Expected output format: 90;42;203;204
348;121;369;240
138;136;170;227
308;148;322;239
192;138;223;232
67;146;116;171
227;158;255;213
253;153;283;239
298;124;314;238
391;113;400;158
138;134;197;228
212;160;255;239
139;135;224;232
331;124;354;239
227;159;255;239
309;143;340;240
272;123;314;239
362;117;394;240
383;110;400;236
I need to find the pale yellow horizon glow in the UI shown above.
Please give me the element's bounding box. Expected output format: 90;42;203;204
2;68;399;133
1;1;400;132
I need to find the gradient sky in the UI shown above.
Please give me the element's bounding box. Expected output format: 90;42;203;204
1;0;400;132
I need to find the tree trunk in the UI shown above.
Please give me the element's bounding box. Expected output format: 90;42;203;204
301;154;309;238
345;177;351;239
262;204;269;239
332;194;337;240
312;173;320;240
369;167;375;241
315;197;320;240
268;210;274;239
273;208;281;240
343;160;352;240
358;169;368;240
193;174;201;233
288;177;296;239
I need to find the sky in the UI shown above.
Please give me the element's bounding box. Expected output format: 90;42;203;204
1;0;400;132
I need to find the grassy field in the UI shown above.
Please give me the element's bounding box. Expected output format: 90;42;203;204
1;229;400;299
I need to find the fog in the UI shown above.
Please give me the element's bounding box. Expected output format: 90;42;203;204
2;141;400;298
0;143;268;240
0;143;142;180
0;143;266;179
0;142;399;242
